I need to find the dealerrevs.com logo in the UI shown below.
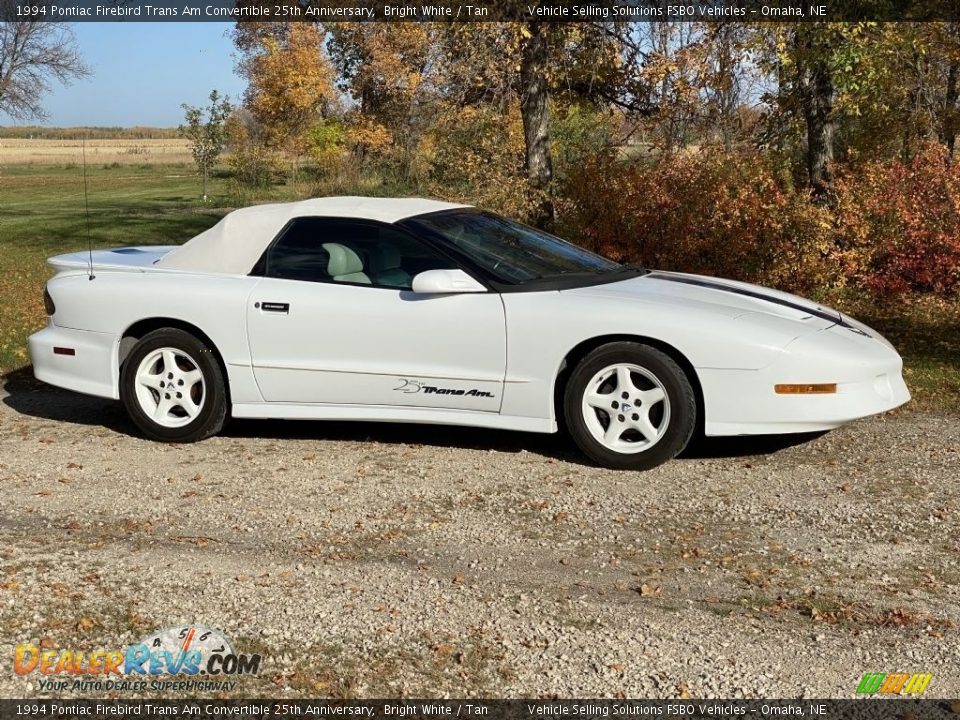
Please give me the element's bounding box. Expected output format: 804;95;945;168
14;625;261;693
856;672;933;695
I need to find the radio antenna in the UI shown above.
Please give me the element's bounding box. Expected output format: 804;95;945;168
82;136;95;280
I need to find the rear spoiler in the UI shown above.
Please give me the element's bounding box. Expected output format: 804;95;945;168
48;246;176;274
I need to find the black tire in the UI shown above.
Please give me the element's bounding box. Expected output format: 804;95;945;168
563;342;696;470
120;328;228;442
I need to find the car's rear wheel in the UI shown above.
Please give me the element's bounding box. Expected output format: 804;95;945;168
563;342;696;470
120;328;227;442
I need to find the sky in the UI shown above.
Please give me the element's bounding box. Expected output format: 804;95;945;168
0;23;247;127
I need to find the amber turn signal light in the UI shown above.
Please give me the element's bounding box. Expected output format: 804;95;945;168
774;383;837;394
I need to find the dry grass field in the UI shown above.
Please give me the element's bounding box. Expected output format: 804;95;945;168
0;138;193;165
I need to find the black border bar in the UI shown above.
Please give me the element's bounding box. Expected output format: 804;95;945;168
3;699;960;720
4;0;960;23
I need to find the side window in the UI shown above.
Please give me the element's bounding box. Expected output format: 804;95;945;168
262;217;456;290
365;226;455;289
262;218;334;283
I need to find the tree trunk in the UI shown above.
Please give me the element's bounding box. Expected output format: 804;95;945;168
519;22;554;227
794;32;835;204
802;59;834;202
202;164;208;202
943;57;959;160
713;23;740;148
657;23;671;149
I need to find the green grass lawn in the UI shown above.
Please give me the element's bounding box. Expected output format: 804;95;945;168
1;163;957;414
843;298;960;414
0;163;236;369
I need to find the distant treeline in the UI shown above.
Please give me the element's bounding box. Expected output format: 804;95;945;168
0;126;180;140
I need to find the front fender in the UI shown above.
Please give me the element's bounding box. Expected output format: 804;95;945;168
499;291;818;422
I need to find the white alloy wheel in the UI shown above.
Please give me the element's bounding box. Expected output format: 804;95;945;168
580;363;671;454
133;347;206;428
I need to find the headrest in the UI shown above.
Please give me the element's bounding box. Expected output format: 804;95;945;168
323;243;364;277
370;245;402;272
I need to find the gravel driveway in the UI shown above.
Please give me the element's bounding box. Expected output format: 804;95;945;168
1;369;958;699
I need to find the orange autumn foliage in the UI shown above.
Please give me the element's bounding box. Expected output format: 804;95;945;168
834;144;960;296
245;24;337;150
557;148;835;293
557;144;960;298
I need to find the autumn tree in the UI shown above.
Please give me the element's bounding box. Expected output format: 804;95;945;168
0;16;89;120
700;22;757;147
755;23;890;201
326;21;629;223
234;18;630;222
834;22;960;161
934;23;960;157
437;22;625;223
326;23;439;174
242;23;337;151
180;90;233;201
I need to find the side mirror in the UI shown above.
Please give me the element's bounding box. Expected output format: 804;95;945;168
411;269;486;294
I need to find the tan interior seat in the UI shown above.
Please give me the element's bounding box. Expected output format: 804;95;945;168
370;245;412;288
322;243;370;284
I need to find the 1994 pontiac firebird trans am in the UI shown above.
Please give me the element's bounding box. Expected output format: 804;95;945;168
29;197;910;470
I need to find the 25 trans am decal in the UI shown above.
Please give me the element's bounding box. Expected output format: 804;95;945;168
394;378;495;398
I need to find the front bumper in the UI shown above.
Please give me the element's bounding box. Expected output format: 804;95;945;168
701;324;910;436
28;323;119;399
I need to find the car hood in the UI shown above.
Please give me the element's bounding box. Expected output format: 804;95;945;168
565;270;842;330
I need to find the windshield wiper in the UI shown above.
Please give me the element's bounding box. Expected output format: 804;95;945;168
605;263;649;276
539;269;608;279
532;264;647;281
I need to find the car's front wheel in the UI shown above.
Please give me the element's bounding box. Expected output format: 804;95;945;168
120;328;228;442
563;342;696;470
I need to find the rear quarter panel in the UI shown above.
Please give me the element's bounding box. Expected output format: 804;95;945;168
47;270;262;402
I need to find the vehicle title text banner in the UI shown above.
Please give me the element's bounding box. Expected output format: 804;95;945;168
4;699;960;719
5;0;960;23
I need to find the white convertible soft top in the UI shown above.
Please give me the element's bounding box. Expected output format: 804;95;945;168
156;196;470;274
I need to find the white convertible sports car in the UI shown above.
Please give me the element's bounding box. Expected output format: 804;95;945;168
29;197;910;470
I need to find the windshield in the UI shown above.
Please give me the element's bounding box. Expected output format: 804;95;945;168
403;210;621;284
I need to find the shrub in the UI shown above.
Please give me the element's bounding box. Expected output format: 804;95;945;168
225;112;284;189
426;103;532;219
551;104;620;183
556;148;834;293
304;119;348;177
346;116;393;159
834;144;960;297
228;142;284;188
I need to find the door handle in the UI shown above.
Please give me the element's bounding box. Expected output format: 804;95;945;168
258;301;289;313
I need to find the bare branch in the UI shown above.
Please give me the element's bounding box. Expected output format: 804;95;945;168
0;11;90;121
